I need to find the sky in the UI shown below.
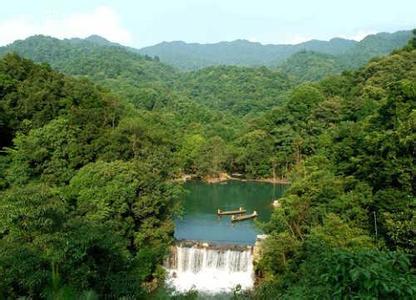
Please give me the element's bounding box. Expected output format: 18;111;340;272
0;0;415;48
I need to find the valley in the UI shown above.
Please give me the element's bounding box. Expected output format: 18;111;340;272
0;27;415;299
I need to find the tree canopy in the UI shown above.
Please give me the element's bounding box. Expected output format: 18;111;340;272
0;30;415;298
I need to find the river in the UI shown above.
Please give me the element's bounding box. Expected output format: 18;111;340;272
164;180;287;295
174;180;287;245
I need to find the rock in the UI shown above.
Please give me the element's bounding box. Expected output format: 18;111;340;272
183;174;193;181
272;200;281;208
256;234;268;241
253;234;268;264
231;172;244;177
204;172;231;183
170;174;195;183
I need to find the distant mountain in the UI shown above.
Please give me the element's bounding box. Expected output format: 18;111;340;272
0;30;412;102
0;35;295;115
277;51;342;82
0;35;175;80
0;35;177;108
337;30;413;68
83;34;115;46
276;31;413;81
176;65;293;115
138;30;412;71
137;38;356;70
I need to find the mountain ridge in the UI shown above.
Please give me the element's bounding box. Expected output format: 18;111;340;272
138;30;411;70
0;30;412;82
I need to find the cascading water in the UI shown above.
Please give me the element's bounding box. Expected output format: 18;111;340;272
165;242;254;294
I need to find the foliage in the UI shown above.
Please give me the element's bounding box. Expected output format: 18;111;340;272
259;249;416;300
1;30;416;298
277;51;343;82
177;65;292;115
256;41;416;298
138;31;411;71
0;54;181;298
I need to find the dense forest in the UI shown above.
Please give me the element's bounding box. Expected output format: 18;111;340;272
138;30;412;71
255;33;416;299
0;53;185;298
0;29;415;299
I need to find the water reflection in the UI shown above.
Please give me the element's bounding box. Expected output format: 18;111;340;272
174;180;287;244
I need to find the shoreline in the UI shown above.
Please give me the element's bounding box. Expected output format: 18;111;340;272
172;173;290;185
234;177;290;185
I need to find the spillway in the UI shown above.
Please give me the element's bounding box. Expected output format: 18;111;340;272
165;241;254;294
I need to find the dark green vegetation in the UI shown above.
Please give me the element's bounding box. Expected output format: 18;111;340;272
277;51;342;82
177;66;292;115
138;30;411;72
255;34;416;299
0;54;182;298
276;30;414;82
0;30;415;299
0;35;176;109
2;30;412;82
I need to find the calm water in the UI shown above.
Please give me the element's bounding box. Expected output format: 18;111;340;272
174;180;287;245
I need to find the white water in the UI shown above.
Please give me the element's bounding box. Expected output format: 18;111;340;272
165;244;254;294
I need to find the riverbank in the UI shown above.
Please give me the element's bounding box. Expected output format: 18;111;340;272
173;172;290;185
235;177;290;185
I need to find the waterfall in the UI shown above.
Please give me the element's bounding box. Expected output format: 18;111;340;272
165;242;254;294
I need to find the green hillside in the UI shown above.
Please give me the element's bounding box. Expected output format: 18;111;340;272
0;30;415;299
277;51;342;82
139;31;411;71
0;35;177;109
176;65;293;115
1;35;295;116
138;38;356;70
255;36;416;299
339;30;413;68
0;54;182;298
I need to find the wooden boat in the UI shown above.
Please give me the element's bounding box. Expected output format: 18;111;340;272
217;207;246;216
231;211;258;222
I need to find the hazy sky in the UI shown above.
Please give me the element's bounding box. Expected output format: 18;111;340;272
0;0;415;48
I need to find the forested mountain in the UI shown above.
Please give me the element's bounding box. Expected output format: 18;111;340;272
276;30;413;82
277;51;342;82
0;35;177;108
176;65;293;115
0;35;295;116
139;30;411;70
0;30;415;299
1;32;414;179
0;54;182;298
0;35;175;81
137;38;356;70
338;30;413;68
2;30;412;92
255;35;416;299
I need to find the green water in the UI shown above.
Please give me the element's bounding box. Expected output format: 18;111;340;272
174;180;287;245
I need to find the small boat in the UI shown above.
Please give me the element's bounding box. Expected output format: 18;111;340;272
217;207;246;215
231;211;258;222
